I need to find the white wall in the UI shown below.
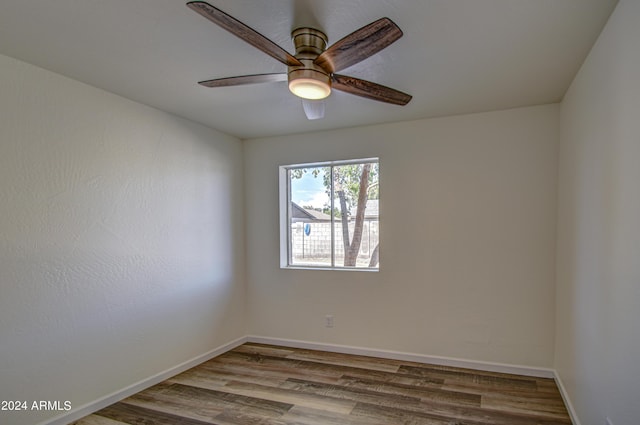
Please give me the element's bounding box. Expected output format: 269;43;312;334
0;54;245;425
556;0;640;424
245;104;559;368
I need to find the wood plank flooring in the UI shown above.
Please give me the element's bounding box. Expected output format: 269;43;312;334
72;343;571;425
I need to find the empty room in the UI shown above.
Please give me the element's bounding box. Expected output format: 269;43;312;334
0;1;638;425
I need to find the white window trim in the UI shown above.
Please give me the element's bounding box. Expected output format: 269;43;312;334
279;158;379;271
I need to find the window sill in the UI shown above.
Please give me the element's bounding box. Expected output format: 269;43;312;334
282;266;379;272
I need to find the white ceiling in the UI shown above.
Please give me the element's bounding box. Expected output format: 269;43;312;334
0;0;617;139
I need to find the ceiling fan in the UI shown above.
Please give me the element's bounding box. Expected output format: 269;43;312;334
186;1;412;120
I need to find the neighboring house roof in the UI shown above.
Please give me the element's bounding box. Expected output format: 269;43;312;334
292;200;379;222
291;203;331;221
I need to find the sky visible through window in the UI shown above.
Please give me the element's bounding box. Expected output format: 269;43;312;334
290;168;327;209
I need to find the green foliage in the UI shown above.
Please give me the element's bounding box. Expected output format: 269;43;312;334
290;162;378;215
334;163;379;207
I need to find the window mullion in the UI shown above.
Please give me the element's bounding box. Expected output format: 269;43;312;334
287;169;293;266
330;165;335;268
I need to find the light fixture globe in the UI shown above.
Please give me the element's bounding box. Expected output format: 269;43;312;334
288;68;331;100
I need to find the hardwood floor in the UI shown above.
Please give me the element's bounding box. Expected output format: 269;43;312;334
72;343;571;425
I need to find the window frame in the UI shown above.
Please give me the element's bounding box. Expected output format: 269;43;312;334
279;157;379;271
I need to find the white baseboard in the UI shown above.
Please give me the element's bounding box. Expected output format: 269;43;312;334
553;370;581;425
247;335;556;379
39;336;248;425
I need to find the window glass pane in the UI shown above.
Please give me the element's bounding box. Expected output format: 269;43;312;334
289;166;332;267
332;162;379;268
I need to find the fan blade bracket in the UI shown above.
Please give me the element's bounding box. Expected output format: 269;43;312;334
187;1;302;67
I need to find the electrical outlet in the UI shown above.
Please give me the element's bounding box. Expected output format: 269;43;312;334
605;417;613;425
325;315;334;328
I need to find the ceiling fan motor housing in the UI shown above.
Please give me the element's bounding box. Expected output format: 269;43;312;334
288;28;332;99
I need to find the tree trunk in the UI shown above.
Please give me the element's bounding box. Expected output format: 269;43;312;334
344;164;371;266
368;243;380;267
337;189;351;255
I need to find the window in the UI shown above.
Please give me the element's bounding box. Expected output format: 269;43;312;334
280;158;379;270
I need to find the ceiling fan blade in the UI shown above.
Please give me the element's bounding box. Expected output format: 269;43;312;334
332;74;412;106
198;73;287;88
302;99;325;120
187;1;302;67
314;18;403;73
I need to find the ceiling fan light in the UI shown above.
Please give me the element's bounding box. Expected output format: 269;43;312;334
288;67;331;100
289;78;331;100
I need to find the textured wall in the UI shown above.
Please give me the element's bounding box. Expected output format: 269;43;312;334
0;54;245;425
556;0;640;424
244;104;559;368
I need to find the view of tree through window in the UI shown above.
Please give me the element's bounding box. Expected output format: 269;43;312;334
286;159;379;269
